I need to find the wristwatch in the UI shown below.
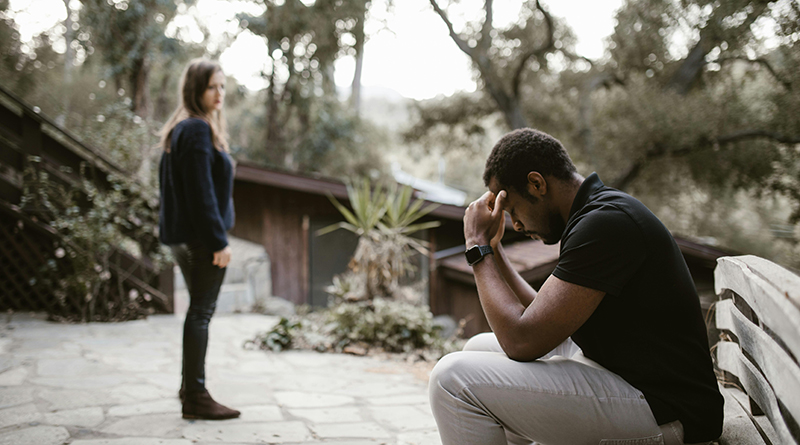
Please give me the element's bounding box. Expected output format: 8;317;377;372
465;244;494;266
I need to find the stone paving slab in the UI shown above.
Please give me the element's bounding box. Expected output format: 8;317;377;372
0;425;70;445
0;402;41;429
230;405;283;423
107;398;181;417
0;386;33;409
371;406;438;431
0;367;27;386
183;420;311;443
72;439;192;445
101;413;187;437
0;312;442;444
38;388;122;411
367;394;430;406
309;421;392;439
275;391;356;408
43;406;105;428
287;406;364;423
31;374;130;390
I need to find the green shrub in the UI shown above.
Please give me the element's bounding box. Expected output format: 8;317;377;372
327;298;442;353
247;317;303;352
20;159;170;321
248;298;464;359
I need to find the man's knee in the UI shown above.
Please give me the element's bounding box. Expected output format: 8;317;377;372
429;351;471;402
463;332;503;352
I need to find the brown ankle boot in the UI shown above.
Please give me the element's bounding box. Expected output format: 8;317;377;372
182;390;240;420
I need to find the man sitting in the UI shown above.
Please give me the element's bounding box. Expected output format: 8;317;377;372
429;128;723;445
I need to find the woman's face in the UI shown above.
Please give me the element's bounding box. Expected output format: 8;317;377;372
202;70;225;114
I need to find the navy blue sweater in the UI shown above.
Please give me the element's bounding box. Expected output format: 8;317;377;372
159;118;234;252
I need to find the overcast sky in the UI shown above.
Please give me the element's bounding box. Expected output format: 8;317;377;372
10;0;624;100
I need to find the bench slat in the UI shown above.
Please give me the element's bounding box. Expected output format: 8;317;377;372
717;341;797;444
715;256;800;362
736;256;800;309
718;384;770;445
716;298;800;424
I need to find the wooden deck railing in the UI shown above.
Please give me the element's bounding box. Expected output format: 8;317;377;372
0;85;172;320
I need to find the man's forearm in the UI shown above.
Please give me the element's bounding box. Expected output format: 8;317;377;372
493;243;538;307
472;254;528;354
475;258;607;361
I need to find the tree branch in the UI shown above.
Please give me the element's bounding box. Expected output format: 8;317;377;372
512;0;554;97
667;2;769;95
480;0;493;52
717;56;792;90
561;48;595;68
429;0;528;129
611;130;800;190
429;0;474;57
716;130;800;145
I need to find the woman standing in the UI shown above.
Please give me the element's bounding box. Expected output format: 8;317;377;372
159;59;239;420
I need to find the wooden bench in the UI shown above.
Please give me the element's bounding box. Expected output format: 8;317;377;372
714;255;800;444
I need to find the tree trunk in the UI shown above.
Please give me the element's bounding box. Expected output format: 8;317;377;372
130;56;150;118
153;72;171;122
429;0;534;130
266;52;281;155
63;0;73;83
666;34;716;95
479;69;527;129
350;10;365;116
58;0;73;126
322;64;336;97
505;101;527;130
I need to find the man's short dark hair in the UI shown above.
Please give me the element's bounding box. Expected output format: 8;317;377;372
483;128;577;193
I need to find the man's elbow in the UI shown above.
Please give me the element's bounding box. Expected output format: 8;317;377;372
500;337;546;362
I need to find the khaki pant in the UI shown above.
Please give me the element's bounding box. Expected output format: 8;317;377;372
429;333;692;445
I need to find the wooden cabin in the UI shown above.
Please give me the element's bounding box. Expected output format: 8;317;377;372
231;162;466;307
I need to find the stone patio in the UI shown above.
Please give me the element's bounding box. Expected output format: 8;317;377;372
0;312;442;445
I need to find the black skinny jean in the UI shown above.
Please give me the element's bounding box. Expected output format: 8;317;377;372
171;241;226;395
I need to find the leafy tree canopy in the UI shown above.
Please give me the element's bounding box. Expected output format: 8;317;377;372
407;0;800;267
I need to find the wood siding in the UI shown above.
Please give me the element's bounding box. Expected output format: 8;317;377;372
231;180;344;305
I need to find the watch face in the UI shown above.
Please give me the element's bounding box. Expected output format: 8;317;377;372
465;246;483;264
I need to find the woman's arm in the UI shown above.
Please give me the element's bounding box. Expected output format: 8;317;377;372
177;119;229;254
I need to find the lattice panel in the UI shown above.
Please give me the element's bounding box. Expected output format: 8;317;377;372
0;211;60;313
0;208;164;321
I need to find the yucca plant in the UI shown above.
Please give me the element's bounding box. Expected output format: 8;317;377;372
319;178;441;302
381;182;442;236
317;178;388;237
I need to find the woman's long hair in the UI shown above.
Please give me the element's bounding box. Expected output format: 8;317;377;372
159;58;229;153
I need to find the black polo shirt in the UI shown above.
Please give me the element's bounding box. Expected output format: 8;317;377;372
553;173;723;443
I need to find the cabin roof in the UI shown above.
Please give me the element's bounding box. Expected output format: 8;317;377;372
234;161;467;221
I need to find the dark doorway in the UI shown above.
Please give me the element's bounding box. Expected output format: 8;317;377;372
308;218;359;307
